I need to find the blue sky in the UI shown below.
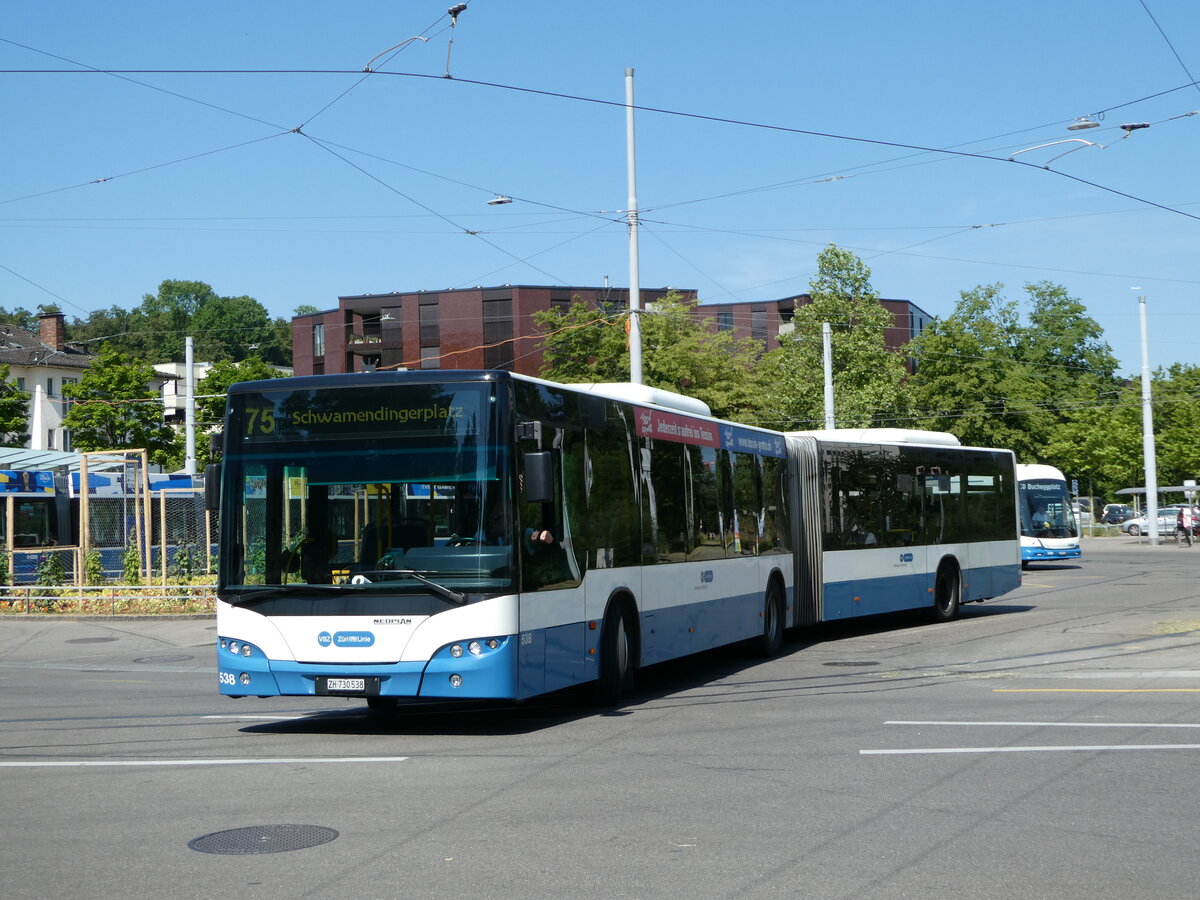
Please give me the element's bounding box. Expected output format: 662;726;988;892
3;1;1198;376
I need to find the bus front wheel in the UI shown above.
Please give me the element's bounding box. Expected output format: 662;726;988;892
593;601;635;706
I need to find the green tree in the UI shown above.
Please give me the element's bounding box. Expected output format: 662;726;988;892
533;297;627;383
1151;363;1200;486
0;306;39;330
0;364;30;446
1044;385;1140;500
66;304;142;356
138;279;220;362
907;280;1123;473
191;294;277;363
534;292;764;420
905;284;1052;460
195;357;287;466
62;345;177;465
757;244;907;430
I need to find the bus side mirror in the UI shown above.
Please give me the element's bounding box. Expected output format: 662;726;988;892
523;452;553;504
204;463;222;511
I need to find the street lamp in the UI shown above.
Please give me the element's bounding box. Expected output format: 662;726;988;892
1134;287;1161;545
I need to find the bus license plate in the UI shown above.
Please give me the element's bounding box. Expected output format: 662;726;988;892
325;678;366;692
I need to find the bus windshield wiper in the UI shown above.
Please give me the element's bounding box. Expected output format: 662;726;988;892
354;569;467;606
225;584;358;605
391;569;468;606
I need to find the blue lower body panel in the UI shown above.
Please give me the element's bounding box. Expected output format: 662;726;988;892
1022;545;1081;562
217;636;518;700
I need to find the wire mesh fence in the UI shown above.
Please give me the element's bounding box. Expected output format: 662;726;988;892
1;451;217;588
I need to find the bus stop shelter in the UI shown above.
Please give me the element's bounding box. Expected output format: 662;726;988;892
1115;484;1198;513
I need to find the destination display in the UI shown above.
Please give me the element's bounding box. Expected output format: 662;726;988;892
234;385;487;443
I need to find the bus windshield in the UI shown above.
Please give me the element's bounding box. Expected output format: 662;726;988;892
219;381;513;601
1018;478;1078;539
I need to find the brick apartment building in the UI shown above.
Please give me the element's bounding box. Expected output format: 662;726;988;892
291;285;932;378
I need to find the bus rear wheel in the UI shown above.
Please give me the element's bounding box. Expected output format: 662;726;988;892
593;602;635;706
750;582;785;658
930;563;961;622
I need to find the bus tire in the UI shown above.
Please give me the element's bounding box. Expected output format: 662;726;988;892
929;561;961;622
751;581;785;658
593;600;635;706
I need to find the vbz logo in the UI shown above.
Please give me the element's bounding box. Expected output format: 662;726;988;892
700;570;714;583
899;552;914;563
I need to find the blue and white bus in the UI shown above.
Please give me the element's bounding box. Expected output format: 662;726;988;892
211;371;1021;707
1016;463;1080;567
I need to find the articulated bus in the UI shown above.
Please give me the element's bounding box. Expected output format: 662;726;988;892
212;371;1020;707
1016;463;1080;567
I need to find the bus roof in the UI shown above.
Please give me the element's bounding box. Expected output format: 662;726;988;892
576;382;712;416
786;428;962;446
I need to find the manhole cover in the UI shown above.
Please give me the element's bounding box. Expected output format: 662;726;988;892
66;637;118;644
132;654;194;664
822;661;880;667
189;824;339;855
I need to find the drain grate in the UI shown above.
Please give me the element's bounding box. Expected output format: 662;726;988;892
67;637;118;644
188;824;339;855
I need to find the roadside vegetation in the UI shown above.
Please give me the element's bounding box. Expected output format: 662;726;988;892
536;243;1200;503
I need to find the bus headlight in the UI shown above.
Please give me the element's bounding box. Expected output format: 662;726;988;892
239;673;251;686
449;644;464;658
468;641;482;656
449;674;463;688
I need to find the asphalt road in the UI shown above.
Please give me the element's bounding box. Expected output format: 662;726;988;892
2;536;1199;899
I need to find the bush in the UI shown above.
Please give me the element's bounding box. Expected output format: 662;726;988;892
35;552;66;587
84;549;105;586
122;532;143;584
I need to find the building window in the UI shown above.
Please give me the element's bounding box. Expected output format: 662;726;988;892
420;346;441;370
419;297;440;347
46;377;55;397
751;308;767;344
46;429;55;450
62;377;77;415
312;323;325;358
16;377;24;391
483;298;514;370
717;311;733;331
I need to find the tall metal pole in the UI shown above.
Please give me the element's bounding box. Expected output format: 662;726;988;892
1139;295;1160;544
822;322;835;429
184;335;196;475
625;67;643;385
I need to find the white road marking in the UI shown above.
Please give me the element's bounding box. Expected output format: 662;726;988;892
0;756;409;768
886;720;1200;728
862;745;1200;755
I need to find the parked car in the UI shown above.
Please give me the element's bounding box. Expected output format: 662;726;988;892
1101;504;1135;524
1121;512;1181;536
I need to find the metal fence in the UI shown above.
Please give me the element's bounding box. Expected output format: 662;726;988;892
0;584;216;615
2;451;217;587
82;485;217;584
